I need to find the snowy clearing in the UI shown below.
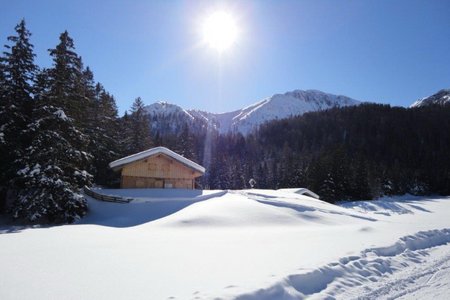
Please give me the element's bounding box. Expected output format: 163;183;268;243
0;189;449;300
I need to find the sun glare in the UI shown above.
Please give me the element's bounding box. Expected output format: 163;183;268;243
202;11;238;52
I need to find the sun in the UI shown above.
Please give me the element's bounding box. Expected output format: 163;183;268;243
202;11;238;52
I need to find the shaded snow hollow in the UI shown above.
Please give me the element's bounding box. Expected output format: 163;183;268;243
0;189;449;300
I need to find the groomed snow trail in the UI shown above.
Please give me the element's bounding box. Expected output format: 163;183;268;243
236;229;450;300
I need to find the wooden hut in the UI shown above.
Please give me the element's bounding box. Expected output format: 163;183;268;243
109;147;205;189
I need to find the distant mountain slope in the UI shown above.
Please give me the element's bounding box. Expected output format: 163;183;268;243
144;101;205;135
144;89;361;135
410;89;450;108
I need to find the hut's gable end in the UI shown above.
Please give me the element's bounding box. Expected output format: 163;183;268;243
110;147;205;189
121;154;202;179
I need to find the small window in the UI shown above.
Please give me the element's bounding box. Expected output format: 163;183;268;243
164;182;173;189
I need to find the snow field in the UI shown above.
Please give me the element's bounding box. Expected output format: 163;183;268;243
0;189;449;300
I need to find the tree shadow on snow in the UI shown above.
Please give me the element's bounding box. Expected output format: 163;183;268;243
0;225;26;234
244;192;377;222
339;195;440;216
76;190;226;228
0;218;52;234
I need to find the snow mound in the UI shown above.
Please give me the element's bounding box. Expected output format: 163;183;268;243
80;189;374;228
151;190;375;228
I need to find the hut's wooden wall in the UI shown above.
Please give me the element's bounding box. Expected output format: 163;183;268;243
121;176;194;189
120;154;201;189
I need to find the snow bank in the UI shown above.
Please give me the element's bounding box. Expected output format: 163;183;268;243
81;189;375;228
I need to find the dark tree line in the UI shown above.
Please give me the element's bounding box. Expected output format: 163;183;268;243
195;104;450;202
145;103;450;204
0;20;151;223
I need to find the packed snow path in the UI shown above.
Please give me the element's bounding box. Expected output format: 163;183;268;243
237;229;450;299
0;190;449;300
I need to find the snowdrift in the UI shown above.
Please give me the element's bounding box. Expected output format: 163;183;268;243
79;189;375;228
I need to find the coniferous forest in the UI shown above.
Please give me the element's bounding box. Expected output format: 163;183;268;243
1;20;450;224
0;21;146;223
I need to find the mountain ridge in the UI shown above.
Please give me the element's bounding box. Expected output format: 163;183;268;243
410;89;450;108
145;89;362;135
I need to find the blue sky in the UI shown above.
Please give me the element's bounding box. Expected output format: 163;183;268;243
1;0;450;114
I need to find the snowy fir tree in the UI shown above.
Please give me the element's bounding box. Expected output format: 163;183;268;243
13;102;92;223
351;158;372;200
319;173;336;203
0;20;37;208
42;29;120;188
0;19;37;163
0;50;7;175
0;21;123;222
86;83;121;186
11;51;93;223
126;97;152;153
47;31;89;126
175;124;195;160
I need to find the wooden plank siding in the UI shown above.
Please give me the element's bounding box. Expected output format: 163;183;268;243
120;153;202;189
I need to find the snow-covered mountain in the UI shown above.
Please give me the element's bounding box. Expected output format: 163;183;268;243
144;101;207;135
144;89;361;135
193;89;360;134
410;89;450;108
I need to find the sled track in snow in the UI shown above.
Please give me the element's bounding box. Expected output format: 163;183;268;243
235;228;450;300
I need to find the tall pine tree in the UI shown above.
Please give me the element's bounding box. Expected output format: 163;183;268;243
126;97;152;154
176;124;195;160
88;83;121;185
11;30;94;223
0;19;37;203
47;31;89;126
13;103;92;223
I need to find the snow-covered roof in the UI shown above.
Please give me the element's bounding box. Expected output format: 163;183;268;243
278;188;320;199
109;146;205;174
